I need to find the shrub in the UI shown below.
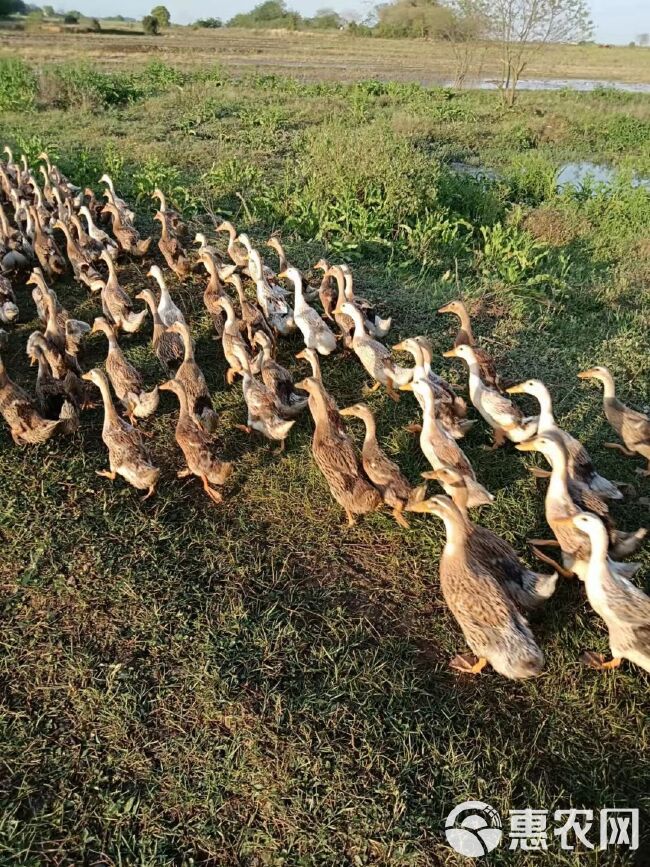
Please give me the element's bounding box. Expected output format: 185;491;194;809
143;14;159;34
195;17;222;28
0;57;37;112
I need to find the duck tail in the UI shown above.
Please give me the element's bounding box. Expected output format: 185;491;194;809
389;364;414;387
407;483;428;507
464;476;494;508
590;472;623;500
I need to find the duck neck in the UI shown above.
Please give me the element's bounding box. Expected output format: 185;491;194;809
534;387;556;432
343;271;355;301
599;373;616;401
96;375;119;427
308;382;334;428
348;306;366;340
292;274;305;310
547;446;570;502
441;509;468;557
457;307;474;342
179;325;194;363
358;411;377;447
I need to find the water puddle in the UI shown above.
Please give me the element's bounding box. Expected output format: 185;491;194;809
451;160;650;190
464;78;650;94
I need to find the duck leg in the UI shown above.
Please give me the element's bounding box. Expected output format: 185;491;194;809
392;505;410;529
235;424;252;434
604;442;636;457
142;484;157;501
345;509;357;527
405;422;422;434
226;368;237;386
201;474;223;504
450;654;488;675
385;376;400;403
530;546;575;579
363;381;381;395
96;469;117;481
177;467;192;478
581;651;622;670
484;428;507;450
528;466;551;478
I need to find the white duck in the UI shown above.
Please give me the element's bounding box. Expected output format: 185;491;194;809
340;264;391;338
341;301;412;401
281;267;336;355
147;265;186;328
79;205;119;258
444;343;537;447
99;174;135;222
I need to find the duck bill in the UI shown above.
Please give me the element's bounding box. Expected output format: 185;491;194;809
577;369;596;379
392;341;407;352
158;381;174;392
81;372;93;382
442;349;458;358
420;470;440;480
404;500;431;514
277;270;287;280
437;303;454;314
338;407;357;417
506;384;526;394
399;382;413;392
515;440;537;452
555;515;577;528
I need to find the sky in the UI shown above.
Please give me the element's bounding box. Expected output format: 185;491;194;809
55;0;649;44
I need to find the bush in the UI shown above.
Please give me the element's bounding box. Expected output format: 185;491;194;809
195;17;222;28
142;14;159;34
0;57;37;112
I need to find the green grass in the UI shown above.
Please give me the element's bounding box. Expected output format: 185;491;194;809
1;57;649;865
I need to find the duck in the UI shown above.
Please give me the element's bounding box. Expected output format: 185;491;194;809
578;366;650;476
394;336;470;439
444;344;537;447
224;272;274;346
52;219;102;289
154;210;191;280
30;206;66;278
407;377;493;507
217;295;258;385
78;205;119;258
516;432;644;580
0;276;18;325
340;264;391;338
339;402;426;527
82;368;160;498
281;267;337;355
239;358;296;451
216;220;249;268
438;299;502;390
326;266;356;346
312;259;338;319
160;378;231;503
69;213;104;263
199;250;229;338
147;265;186;328
560;511;650;673
0;352;68;445
426;465;558;610
253;331;307;419
506;378;622;498
27;337;80;433
406;495;545;678
296;347;344;434
97;251;148;334
297;376;382;525
27;268;90;361
101;203;151;258
91;317;159;424
152;188;188;244
166;320;218;434
135;287;184;372
249;250;294;336
341;301;412;401
82;187;106;226
194;232;222;260
99;174;135;222
265;236;289;274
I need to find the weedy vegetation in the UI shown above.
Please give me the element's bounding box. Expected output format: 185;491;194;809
0;40;649;866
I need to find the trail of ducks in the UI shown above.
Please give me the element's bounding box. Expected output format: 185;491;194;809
1;147;649;680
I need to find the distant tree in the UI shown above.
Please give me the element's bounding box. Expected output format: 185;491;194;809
457;0;593;105
440;0;489;87
228;0;302;29
195;16;222;28
150;4;170;27
0;0;26;15
42;4;56;15
307;7;343;29
142;13;159;33
638;33;649;47
63;11;79;23
376;0;454;39
88;16;100;30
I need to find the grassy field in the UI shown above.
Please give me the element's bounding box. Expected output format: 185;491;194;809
2;27;650;85
1;38;650;865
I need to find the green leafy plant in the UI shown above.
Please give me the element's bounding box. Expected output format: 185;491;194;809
0;57;37;112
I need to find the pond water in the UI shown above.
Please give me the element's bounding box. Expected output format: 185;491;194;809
451;161;650;190
463;78;650;94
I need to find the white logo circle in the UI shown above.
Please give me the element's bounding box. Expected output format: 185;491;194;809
445;800;503;858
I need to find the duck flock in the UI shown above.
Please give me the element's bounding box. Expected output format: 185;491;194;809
1;147;650;681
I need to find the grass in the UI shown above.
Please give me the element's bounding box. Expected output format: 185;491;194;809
1;46;650;865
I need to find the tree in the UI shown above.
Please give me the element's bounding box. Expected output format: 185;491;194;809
150;4;170;27
376;0;453;39
142;13;159;33
195;16;222;27
459;0;592;105
439;0;489;87
638;33;649;47
308;7;343;29
0;0;26;15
